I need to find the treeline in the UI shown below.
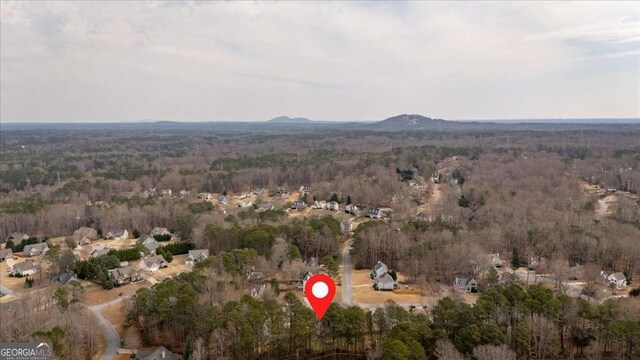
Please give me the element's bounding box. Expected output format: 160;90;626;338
127;268;640;359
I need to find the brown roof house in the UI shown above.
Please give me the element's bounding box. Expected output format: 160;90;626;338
73;227;98;245
23;243;49;257
109;265;143;286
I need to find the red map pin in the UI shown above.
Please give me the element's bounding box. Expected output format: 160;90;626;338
304;274;336;320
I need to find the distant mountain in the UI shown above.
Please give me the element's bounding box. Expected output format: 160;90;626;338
267;116;313;124
369;114;459;130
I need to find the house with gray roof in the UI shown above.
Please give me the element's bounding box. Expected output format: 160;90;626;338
139;255;168;272
109;265;143;286
91;246;112;258
23;243;49;257
602;271;627;289
185;249;209;265
56;272;78;285
371;261;388;279
73;227;98;245
11;261;39;276
454;277;478;293
105;229;129;240
135;346;178;360
374;273;397;291
248;283;266;299
150;227;170;237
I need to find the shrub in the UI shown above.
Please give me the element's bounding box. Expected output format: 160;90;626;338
153;234;172;242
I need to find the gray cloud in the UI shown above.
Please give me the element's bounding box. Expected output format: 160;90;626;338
1;1;638;122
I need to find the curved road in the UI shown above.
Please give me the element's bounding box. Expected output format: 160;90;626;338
88;296;129;360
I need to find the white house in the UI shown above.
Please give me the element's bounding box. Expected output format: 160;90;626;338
198;192;212;200
139;255;168;272
327;201;339;211
0;248;14;261
23;243;49;257
11;261;39;276
454;277;478;293
603;271;627;289
150;227;170;237
185;249;209;265
375;273;397;291
161;189;172;197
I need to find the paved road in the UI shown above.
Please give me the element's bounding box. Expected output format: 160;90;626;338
0;284;21;297
88;296;129;360
342;243;353;306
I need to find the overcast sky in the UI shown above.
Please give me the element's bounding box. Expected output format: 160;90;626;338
1;1;639;122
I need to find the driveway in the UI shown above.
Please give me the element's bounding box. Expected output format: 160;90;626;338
342;243;353;305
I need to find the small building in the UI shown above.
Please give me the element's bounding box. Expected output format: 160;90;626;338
137;234;156;246
490;253;504;268
179;190;189;199
291;200;306;211
371;261;388;279
454;277;478;293
185;249;209;265
109;265;143;286
73;227;98;245
569;262;584;280
150;227;170;237
198;192;212;200
248;283;266;299
307;257;319;268
23;243;49;257
327;201;339;212
139;255;168;272
603;272;627;289
217;195;228;204
366;208;383;219
0;248;14;261
312;201;326;209
135;346;178;360
256;203;274;212
340;221;352;234
105;229;129;240
11;261;39;276
430;172;441;184
415;212;429;222
374;273;397;291
160;189;172;197
345;204;359;215
528;256;547;271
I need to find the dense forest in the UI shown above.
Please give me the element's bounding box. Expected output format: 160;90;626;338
1;125;639;359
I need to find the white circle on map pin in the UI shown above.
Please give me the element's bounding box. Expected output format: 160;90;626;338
312;281;329;299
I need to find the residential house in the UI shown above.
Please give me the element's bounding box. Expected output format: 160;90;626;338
217;195;228;204
454;277;478;293
135;346;178;360
185;249;209;265
276;186;288;197
23;243;49;257
371;261;388;279
11;261;39;276
291;200;306;211
137;234;156;246
139;255;168;272
327;201;339;212
345;204;359;215
56;272;78;286
235;193;250;200
312;201;326;209
198;192;212;200
430;172;441;184
143;240;161;255
109;265;143;286
366;208;383;219
105;229;129;240
569;262;584;280
0;248;14;261
490;253;504;268
374;273;397;291
160;189;172;197
91;246;112;258
73;227;98;245
528;256;547;271
179;190;189;199
150;227;170;237
415;212;429;222
248;283;266;299
602;272;627;289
